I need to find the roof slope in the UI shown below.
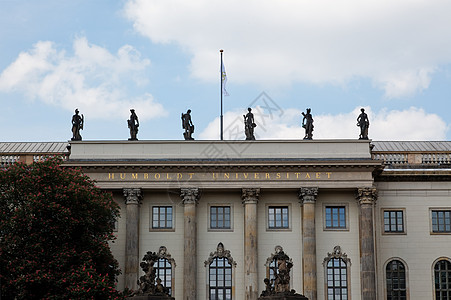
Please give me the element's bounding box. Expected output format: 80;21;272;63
0;142;69;154
372;141;451;152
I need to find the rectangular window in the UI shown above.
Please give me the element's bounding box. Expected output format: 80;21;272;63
325;206;346;229
268;206;289;229
384;210;405;233
432;210;451;233
210;206;231;229
152;206;173;229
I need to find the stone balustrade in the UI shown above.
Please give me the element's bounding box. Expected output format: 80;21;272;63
372;152;451;165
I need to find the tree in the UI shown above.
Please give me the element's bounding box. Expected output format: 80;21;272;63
0;158;126;299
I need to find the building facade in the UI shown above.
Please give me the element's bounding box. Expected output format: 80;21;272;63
2;140;451;300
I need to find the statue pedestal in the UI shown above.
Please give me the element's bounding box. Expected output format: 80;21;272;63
129;295;175;300
258;292;309;300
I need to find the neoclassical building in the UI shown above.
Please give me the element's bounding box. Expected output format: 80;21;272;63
1;139;451;300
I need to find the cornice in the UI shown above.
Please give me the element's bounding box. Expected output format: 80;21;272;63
63;159;383;171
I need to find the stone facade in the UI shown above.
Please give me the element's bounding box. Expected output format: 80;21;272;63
3;140;450;300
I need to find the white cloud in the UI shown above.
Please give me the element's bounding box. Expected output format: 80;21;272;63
124;0;451;98
0;37;166;120
199;106;448;141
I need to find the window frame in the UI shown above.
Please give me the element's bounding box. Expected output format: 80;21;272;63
382;208;406;235
323;204;349;231
208;204;233;232
205;243;236;300
208;256;233;299
266;204;291;231
430;208;451;235
384;258;409;300
323;245;351;300
150;205;175;232
432;257;451;300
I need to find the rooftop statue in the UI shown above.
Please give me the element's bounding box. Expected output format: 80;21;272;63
357;108;370;140
244;107;257;140
302;108;314;140
128;109;139;141
71;109;84;141
181;109;195;140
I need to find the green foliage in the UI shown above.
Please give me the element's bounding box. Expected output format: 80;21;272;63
0;158;126;299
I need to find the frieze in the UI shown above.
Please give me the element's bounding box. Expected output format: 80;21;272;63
103;171;333;182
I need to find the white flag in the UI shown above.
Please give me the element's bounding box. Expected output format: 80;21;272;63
221;60;229;96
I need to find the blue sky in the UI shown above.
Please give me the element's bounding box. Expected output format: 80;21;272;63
1;0;451;142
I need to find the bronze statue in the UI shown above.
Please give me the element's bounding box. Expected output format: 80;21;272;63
71;109;84;141
244;107;257;140
357;108;370;140
181;109;194;140
302;108;314;140
127;109;139;141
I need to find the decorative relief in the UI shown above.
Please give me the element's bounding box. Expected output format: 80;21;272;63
123;188;142;205
298;187;318;204
180;188;200;205
241;188;260;205
322;245;351;266
356;187;378;205
204;242;237;267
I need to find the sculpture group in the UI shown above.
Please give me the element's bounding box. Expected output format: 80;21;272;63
71;107;370;141
134;251;174;300
258;247;308;300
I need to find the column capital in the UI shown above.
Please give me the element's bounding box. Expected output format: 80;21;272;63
356;187;378;205
241;188;260;205
298;187;318;205
180;188;200;205
123;188;142;205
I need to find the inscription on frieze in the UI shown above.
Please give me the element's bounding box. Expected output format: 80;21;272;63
103;171;333;182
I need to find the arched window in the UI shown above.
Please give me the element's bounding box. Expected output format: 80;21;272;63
204;242;236;300
386;259;407;300
154;246;176;296
434;259;451;300
323;246;351;300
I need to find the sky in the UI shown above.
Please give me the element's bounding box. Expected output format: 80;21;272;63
1;0;451;142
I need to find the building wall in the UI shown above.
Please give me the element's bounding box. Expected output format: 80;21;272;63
376;181;451;300
316;190;361;300
110;188;375;299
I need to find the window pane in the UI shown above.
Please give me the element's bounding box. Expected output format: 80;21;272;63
384;210;404;233
210;206;231;229
210;256;233;300
268;206;289;229
326;206;346;229
432;210;451;233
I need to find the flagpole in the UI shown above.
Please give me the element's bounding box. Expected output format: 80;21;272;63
220;49;224;141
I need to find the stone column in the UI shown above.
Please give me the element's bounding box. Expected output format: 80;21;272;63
299;187;318;300
241;188;260;300
356;187;378;300
180;188;200;300
123;188;142;291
